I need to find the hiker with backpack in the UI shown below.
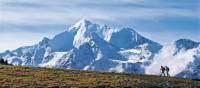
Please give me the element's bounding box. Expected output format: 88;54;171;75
160;66;165;76
165;66;170;77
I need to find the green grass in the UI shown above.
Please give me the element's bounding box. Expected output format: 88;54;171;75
0;65;199;88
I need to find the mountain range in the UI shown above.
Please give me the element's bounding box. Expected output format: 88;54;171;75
0;19;199;79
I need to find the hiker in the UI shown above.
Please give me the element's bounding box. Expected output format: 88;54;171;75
160;66;165;76
165;66;170;77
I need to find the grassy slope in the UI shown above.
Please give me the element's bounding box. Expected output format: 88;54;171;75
0;65;199;88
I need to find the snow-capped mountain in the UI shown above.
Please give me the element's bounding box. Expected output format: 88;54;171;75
0;19;199;79
0;19;162;73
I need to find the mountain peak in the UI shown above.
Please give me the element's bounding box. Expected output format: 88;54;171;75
79;18;90;23
175;39;199;50
176;39;198;43
42;37;50;41
73;18;92;28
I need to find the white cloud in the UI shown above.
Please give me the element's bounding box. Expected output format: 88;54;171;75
145;44;199;76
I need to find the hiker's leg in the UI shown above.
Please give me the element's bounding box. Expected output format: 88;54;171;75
164;72;165;76
160;73;162;76
167;72;170;76
167;72;169;76
160;72;163;76
162;72;164;76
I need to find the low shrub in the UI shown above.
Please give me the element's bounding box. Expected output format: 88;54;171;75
0;58;8;65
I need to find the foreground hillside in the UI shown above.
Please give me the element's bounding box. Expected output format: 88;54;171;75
0;65;200;88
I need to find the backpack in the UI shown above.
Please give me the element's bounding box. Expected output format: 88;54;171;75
161;66;165;71
165;66;169;71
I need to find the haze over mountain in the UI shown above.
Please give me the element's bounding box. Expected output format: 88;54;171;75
0;19;199;79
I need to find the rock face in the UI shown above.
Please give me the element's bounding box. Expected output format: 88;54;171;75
1;19;199;79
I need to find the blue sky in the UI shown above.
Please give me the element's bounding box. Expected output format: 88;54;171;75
0;0;199;51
